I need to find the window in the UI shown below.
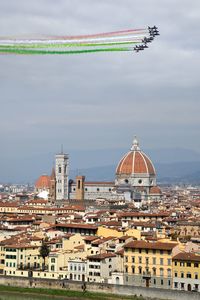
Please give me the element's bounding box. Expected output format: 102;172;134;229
132;266;135;274
174;272;177;277
174;282;178;288
194;263;199;268
145;249;149;254
181;272;184;278
160;268;164;277
180;262;184;267
160;258;164;265
132;256;135;263
161;279;163;285
153;257;156;265
153;268;156;276
138;267;142;274
187;262;191;267
97;188;99;192
195;273;198;280
167;269;171;277
181;283;184;289
59;167;61;173
174;261;177;266
51;258;55;263
160;250;163;255
125;256;128;263
167;259;171;266
125;266;128;273
139;257;142;264
187;273;191;278
51;265;55;271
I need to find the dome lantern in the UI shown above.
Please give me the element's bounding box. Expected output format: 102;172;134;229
131;136;140;151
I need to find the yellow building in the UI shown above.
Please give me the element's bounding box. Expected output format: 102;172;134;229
4;244;42;277
123;240;178;289
173;252;200;292
97;226;141;240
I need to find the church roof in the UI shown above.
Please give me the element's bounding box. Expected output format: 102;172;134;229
116;137;156;176
35;175;51;189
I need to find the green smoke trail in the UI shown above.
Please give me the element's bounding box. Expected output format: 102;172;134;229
0;47;131;55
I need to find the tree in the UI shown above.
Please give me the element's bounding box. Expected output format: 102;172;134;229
39;241;50;271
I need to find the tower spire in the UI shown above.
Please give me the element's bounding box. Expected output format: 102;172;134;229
61;144;63;154
131;136;140;151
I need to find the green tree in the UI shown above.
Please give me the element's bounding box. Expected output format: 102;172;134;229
39;241;50;271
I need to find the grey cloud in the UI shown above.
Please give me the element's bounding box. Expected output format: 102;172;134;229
0;0;200;181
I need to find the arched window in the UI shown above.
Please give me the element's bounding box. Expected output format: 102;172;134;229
152;267;156;276
167;269;171;277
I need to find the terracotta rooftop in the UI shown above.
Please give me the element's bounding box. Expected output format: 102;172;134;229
173;252;200;262
125;240;178;251
87;253;116;260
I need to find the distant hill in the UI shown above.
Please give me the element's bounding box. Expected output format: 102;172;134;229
70;161;200;185
1;147;200;183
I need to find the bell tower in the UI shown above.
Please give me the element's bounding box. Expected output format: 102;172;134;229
55;149;69;200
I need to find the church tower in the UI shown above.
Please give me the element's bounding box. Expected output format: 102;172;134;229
55;151;69;200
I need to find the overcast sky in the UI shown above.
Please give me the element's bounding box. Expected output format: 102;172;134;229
0;0;200;182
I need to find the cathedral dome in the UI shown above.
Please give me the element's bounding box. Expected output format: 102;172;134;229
35;175;51;190
116;137;156;176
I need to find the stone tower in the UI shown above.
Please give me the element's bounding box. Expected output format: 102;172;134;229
75;175;85;201
49;167;56;203
55;152;69;200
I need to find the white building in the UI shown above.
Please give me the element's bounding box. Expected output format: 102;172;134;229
87;253;120;283
55;153;69;200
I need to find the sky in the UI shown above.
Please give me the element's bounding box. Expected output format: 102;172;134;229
0;0;200;182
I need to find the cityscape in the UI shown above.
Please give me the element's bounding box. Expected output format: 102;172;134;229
0;1;200;300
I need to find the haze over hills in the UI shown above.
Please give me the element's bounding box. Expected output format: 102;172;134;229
70;147;200;184
0;147;200;184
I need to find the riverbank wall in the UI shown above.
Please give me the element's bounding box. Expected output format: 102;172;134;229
0;276;199;300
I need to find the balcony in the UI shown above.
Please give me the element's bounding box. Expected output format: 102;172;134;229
142;271;151;279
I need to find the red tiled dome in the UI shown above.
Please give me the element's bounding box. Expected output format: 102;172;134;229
116;138;156;176
149;186;162;194
35;175;51;189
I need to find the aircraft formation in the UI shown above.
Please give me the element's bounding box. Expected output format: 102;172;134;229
0;26;159;55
